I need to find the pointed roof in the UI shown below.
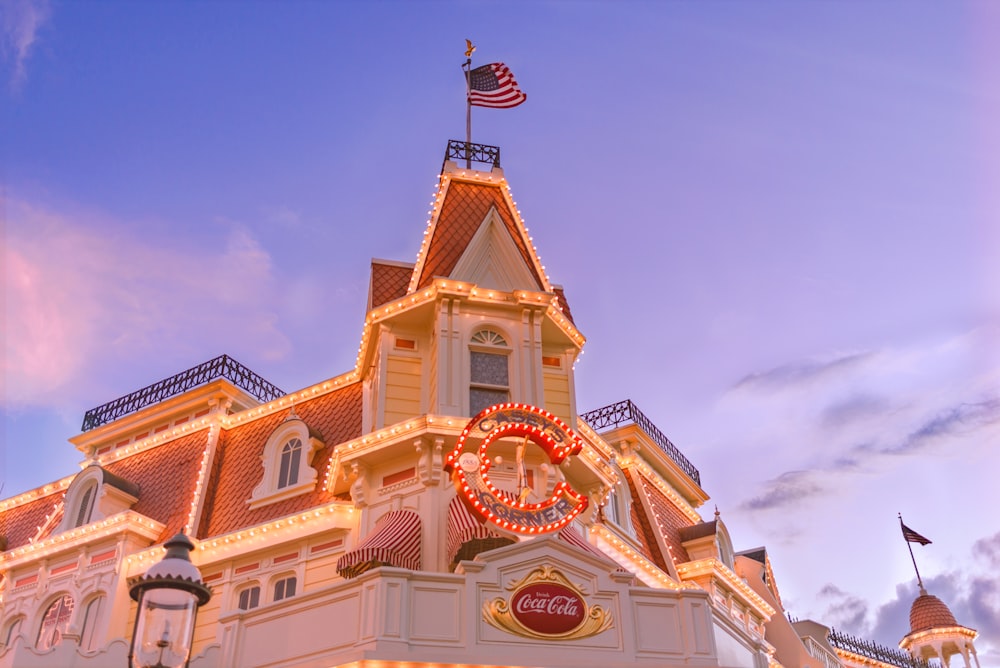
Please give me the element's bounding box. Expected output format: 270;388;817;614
409;164;550;295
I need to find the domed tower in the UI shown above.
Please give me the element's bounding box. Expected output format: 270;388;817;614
897;517;979;667
899;587;979;667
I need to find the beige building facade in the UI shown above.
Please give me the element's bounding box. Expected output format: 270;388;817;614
0;143;972;668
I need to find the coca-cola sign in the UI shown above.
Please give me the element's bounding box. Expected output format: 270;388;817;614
484;565;614;640
510;583;586;635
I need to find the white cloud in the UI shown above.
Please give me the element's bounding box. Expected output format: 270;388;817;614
707;327;1000;660
715;324;1000;513
2;196;291;408
823;534;1000;663
0;0;51;90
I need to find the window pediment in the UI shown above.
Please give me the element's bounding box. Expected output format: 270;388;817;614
249;416;324;509
58;465;139;533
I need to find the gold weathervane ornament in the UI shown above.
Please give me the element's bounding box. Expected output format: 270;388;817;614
465;39;476;57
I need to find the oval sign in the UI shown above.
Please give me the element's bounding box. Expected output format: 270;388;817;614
510;582;586;635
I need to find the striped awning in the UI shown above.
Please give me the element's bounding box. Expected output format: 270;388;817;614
336;510;422;579
447;494;507;564
558;526;610;561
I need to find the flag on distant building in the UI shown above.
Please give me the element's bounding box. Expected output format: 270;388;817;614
901;523;932;545
468;63;526;108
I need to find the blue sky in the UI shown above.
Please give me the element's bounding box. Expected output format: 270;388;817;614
3;0;999;660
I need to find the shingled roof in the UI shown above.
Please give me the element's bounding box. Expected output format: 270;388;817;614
198;382;362;538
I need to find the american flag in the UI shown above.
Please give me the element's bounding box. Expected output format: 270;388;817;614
468;63;527;109
901;523;932;545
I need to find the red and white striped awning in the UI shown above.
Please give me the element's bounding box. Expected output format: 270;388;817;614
558;525;609;561
337;510;422;579
447;494;507;563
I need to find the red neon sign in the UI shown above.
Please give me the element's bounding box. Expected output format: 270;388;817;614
444;403;589;535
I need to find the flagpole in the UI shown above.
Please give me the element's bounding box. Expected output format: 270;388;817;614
463;58;472;169
899;513;925;592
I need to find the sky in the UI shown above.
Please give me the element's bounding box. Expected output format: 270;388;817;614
2;0;999;661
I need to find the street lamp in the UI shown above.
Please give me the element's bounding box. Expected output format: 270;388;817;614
128;534;211;668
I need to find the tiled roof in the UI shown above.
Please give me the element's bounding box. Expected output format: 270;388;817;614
104;429;211;541
623;471;668;571
553;287;576;326
678;520;717;542
369;260;413;310
736;547;767;564
199;383;362;538
623;469;693;567
416;180;544;291
909;593;959;633
0;492;63;551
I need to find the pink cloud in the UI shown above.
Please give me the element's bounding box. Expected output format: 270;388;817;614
3;197;291;408
0;0;51;91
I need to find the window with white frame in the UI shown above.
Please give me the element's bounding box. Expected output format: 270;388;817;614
249;413;324;509
237;585;261;611
79;595;104;651
74;481;97;528
36;594;74;651
469;329;510;415
272;575;297;602
278;438;303;488
57;465;138;535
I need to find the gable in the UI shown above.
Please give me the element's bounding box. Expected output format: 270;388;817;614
412;179;547;292
450;206;541;291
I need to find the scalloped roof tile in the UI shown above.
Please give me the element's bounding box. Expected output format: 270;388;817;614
104;429;211;541
0;492;63;551
198;382;362;538
369;260;414;310
909;593;960;633
416;180;544;292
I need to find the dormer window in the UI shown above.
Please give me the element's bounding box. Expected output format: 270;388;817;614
58;465;139;534
74;482;97;528
249;413;324;509
278;438;303;488
469;329;510;415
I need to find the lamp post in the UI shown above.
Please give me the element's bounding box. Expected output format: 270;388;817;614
128;534;211;668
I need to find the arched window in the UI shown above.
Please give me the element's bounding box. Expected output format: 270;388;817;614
74;482;97;528
278;438;302;489
57;465;138;535
237;585;260;611
273;575;297;602
2;616;24;649
469;329;510;415
79;595;104;651
249;412;324;509
36;595;74;651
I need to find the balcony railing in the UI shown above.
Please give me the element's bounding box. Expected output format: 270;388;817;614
580;400;700;486
444;140;501;171
81;354;285;431
827;629;930;668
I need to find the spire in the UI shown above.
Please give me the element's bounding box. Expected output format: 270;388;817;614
407;142;554;298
